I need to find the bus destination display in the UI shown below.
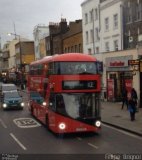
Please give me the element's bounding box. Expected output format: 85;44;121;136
62;80;97;90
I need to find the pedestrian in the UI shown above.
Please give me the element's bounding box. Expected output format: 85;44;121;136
121;88;128;110
131;88;138;112
128;97;136;121
127;88;138;121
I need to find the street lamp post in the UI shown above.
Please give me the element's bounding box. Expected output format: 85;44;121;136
7;33;22;70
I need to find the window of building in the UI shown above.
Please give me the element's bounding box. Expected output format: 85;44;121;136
95;28;99;41
68;47;70;53
64;48;67;53
78;44;81;53
114;40;118;51
75;45;77;52
127;7;132;23
105;17;109;31
113;14;118;29
85;13;88;24
71;46;74;52
46;42;50;51
105;42;109;52
86;31;89;44
90;29;94;43
136;3;142;21
96;47;99;54
94;8;98;20
90;10;93;22
88;48;92;54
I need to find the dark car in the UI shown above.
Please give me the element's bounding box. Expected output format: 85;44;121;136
2;91;24;110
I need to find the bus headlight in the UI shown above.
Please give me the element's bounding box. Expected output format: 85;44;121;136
95;121;101;127
42;102;47;106
3;103;7;108
59;123;66;130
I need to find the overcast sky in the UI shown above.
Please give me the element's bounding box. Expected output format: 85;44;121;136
0;0;83;47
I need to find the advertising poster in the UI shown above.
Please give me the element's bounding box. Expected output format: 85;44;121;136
125;79;132;98
107;79;114;101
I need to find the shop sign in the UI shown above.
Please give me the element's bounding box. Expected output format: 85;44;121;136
128;60;139;65
110;61;125;67
106;56;131;68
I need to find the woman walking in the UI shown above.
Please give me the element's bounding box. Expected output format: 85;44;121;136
128;88;137;121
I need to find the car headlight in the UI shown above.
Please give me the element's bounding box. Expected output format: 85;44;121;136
20;102;25;107
3;103;7;108
95;120;101;127
42;102;47;106
58;123;66;130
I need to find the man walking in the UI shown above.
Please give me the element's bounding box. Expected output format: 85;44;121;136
121;88;128;110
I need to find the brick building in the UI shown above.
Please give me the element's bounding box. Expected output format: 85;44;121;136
123;0;142;49
15;41;35;68
63;20;83;53
48;19;69;55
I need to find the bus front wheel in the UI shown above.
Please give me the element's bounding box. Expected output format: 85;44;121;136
30;106;34;115
46;115;49;130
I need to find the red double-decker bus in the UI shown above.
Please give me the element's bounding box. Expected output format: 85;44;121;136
28;53;101;134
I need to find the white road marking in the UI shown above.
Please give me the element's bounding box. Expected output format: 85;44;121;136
13;118;41;128
0;119;7;128
10;133;27;150
88;143;98;149
77;137;82;141
102;123;142;140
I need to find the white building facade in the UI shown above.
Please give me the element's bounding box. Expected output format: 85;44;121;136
100;0;123;53
33;25;49;60
8;39;19;69
81;0;140;102
81;0;100;57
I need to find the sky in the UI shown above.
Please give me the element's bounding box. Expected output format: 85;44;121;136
0;0;83;47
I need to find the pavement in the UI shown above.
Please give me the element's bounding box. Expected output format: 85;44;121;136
101;101;142;137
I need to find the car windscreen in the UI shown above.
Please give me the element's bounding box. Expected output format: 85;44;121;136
4;92;20;98
2;85;17;91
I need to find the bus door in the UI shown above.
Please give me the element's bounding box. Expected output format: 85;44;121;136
48;93;56;129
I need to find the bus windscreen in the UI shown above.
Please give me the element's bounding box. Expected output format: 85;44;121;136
53;62;98;75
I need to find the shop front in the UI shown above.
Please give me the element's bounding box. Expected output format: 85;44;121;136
106;55;133;102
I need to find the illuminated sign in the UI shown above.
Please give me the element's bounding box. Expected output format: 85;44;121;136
128;60;139;65
62;80;97;90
